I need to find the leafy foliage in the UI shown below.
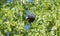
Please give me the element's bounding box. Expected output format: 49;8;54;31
0;0;60;36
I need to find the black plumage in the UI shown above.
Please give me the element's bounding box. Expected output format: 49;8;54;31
27;14;35;23
24;11;35;30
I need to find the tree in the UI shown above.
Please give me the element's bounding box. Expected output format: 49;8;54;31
0;0;60;36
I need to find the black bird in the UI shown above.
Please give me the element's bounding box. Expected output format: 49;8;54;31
28;13;35;23
24;11;35;30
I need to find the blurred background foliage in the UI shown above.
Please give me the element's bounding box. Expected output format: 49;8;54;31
0;0;60;36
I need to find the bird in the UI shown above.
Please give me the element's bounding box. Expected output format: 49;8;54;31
24;11;35;30
28;13;35;23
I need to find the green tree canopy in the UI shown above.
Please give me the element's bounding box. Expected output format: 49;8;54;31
0;0;60;36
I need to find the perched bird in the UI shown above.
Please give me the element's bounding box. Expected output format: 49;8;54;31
28;13;35;23
24;11;35;30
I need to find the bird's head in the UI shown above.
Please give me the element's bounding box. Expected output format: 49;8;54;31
25;11;36;24
27;14;35;23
